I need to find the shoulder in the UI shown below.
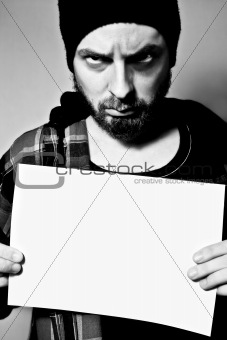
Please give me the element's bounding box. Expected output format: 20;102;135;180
163;98;227;165
163;98;227;144
163;97;227;128
0;125;46;178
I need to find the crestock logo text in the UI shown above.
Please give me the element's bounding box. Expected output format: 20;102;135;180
14;150;214;189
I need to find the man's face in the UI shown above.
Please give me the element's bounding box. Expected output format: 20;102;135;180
73;23;171;142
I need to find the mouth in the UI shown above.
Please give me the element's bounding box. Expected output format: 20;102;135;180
105;108;135;117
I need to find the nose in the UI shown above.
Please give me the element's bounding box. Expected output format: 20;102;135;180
108;62;134;99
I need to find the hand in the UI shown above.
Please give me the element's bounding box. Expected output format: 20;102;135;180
187;240;227;296
0;243;24;287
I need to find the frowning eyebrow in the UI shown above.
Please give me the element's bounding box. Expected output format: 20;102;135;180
77;44;163;60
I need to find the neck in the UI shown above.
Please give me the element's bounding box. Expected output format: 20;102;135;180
86;115;180;173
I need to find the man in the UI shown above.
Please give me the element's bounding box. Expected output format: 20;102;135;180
0;1;227;339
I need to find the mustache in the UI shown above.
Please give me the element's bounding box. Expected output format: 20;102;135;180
99;96;149;112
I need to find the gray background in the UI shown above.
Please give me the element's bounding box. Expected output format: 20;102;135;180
0;0;227;156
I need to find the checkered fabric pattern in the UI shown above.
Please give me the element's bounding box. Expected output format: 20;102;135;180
0;120;102;340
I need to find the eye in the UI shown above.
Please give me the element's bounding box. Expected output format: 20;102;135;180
137;54;153;63
128;53;154;66
86;56;103;65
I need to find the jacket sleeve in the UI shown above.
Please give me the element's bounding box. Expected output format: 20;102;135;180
0;123;45;238
0;149;13;242
0;124;44;319
0;150;15;319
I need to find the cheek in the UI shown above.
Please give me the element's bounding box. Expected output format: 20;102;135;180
134;76;156;101
74;60;108;103
134;58;169;101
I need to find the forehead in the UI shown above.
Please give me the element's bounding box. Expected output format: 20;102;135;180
76;23;166;54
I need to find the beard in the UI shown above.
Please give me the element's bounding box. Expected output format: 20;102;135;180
73;70;172;143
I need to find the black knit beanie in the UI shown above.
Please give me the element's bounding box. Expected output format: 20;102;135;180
58;1;181;73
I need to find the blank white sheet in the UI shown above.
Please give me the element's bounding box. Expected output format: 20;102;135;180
9;164;225;336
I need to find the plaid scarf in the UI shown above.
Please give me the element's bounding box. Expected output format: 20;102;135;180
0;120;103;340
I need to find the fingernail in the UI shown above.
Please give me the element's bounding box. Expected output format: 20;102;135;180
193;254;203;263
12;263;21;273
188;268;197;278
13;253;22;262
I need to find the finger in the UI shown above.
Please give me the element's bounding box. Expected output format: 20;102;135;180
187;254;227;281
193;240;227;264
217;284;227;296
0;258;22;274
0;276;8;287
0;243;23;263
199;268;227;291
